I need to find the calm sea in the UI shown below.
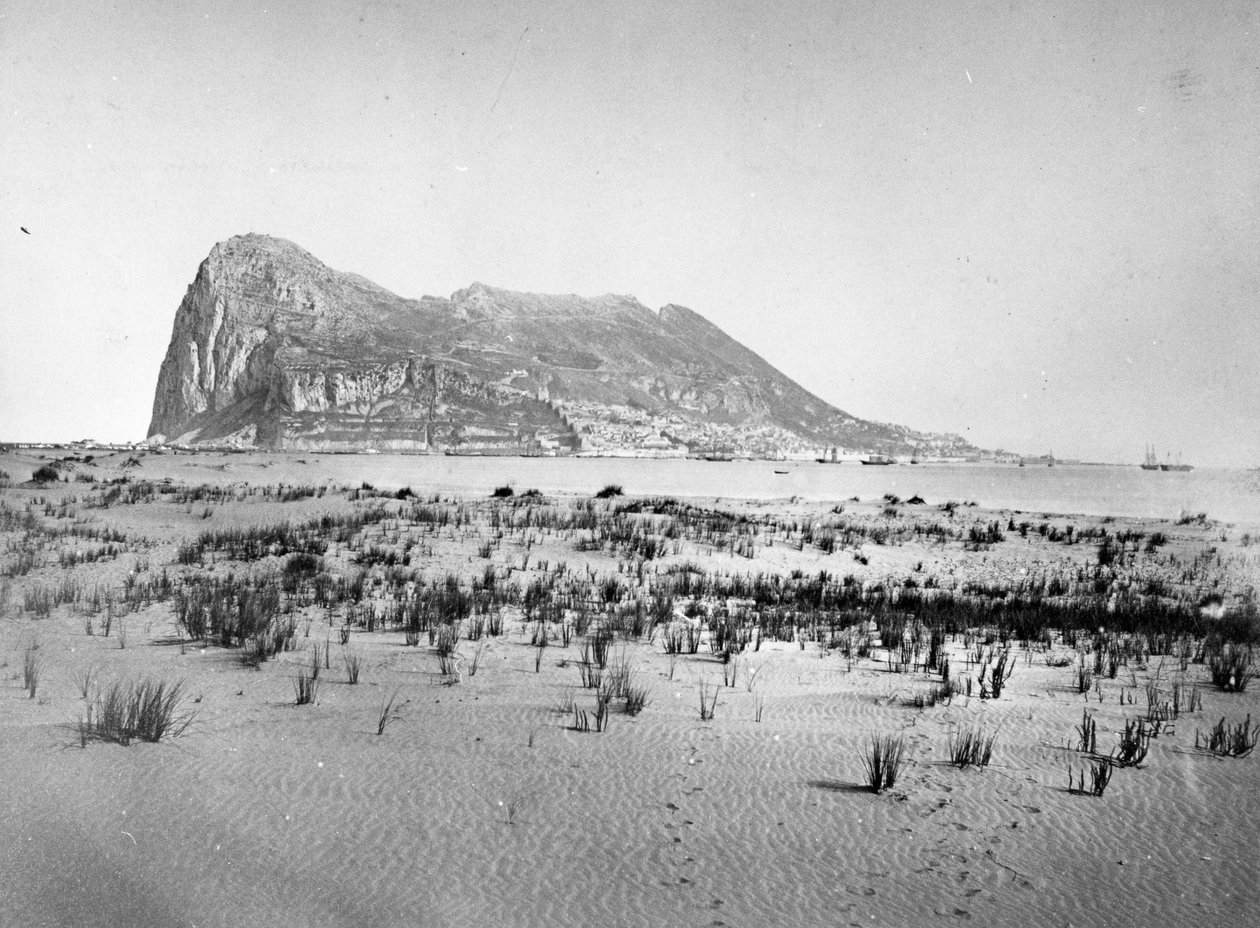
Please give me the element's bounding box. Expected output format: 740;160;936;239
291;457;1260;524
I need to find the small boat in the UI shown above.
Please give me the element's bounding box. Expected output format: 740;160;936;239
860;454;895;466
774;469;789;475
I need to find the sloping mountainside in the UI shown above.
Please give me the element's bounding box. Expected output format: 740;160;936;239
148;235;976;456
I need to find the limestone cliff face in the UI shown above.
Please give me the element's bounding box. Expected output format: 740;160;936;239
272;358;415;414
148;243;273;439
148;234;972;455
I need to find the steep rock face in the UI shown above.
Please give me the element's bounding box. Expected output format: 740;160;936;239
148;235;972;455
148;251;271;438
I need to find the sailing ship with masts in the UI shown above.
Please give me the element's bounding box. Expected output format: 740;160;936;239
1142;445;1192;472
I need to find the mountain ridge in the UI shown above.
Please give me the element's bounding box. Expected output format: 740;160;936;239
148;234;977;458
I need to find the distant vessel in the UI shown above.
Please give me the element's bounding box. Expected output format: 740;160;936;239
1142;445;1192;472
860;454;895;466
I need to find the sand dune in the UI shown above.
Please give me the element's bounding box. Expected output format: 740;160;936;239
2;448;1257;927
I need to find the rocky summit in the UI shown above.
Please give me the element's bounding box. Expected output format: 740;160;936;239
148;234;974;457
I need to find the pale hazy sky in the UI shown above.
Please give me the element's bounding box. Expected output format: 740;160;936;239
2;1;1257;464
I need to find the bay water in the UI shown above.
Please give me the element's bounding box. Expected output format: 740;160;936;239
288;457;1260;524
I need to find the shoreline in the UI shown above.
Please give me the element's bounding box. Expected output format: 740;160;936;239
3;446;1254;524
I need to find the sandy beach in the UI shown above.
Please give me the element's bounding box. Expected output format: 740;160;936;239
2;447;1257;928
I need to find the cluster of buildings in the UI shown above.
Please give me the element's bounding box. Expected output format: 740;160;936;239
7;439;145;452
558;402;823;459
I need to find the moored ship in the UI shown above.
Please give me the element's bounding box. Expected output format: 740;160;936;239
1142;445;1192;472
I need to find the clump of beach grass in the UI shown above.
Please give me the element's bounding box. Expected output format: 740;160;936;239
294;649;320;705
1067;759;1113;797
624;677;650;716
343;649;362;684
1112;719;1151;767
1207;643;1254;693
22;640;42;699
572;693;611;732
80;677;195;745
376;690;403;736
862;733;907;793
698;677;719;721
1077;709;1098;754
500;792;530;825
1195;715;1258;757
948;726;997;768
